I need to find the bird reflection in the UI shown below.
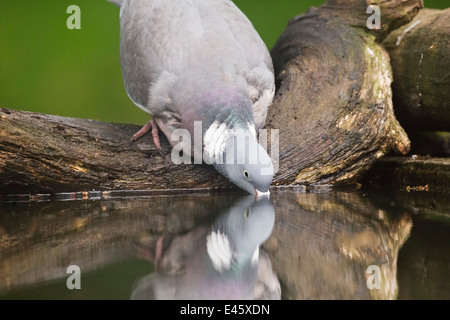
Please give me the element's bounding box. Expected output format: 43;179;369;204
131;195;280;300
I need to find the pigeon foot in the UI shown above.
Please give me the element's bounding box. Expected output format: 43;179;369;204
131;119;163;154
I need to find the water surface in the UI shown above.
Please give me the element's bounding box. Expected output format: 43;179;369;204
0;188;449;300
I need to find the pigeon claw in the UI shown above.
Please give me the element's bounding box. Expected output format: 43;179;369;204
131;119;164;155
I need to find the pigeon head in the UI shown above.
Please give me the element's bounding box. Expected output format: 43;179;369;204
182;82;275;196
207;195;275;273
221;195;275;255
213;129;273;196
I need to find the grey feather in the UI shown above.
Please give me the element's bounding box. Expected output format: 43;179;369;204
118;0;274;136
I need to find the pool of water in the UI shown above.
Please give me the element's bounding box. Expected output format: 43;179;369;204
0;188;449;300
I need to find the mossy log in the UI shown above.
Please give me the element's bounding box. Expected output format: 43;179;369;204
0;108;234;194
382;8;450;132
0;0;422;194
266;0;417;185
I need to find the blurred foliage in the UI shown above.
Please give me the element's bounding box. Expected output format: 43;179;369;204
0;0;447;125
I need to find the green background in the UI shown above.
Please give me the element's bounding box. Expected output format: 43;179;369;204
0;0;447;126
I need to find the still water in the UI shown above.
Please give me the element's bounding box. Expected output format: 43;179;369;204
0;188;449;300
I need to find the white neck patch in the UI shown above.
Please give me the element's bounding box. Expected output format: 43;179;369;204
251;247;259;266
203;121;228;163
203;121;257;164
206;230;232;272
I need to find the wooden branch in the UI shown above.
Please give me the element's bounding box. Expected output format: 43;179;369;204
382;8;450;132
0;0;424;194
0;108;235;194
319;0;423;41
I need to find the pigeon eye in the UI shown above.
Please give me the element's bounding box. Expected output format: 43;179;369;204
243;170;250;179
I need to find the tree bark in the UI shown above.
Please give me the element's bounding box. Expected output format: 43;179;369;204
315;0;423;42
266;0;417;186
362;155;450;194
0;108;235;194
0;0;425;194
382;8;450;132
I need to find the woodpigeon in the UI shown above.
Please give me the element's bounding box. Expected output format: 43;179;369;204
130;195;280;300
109;0;275;195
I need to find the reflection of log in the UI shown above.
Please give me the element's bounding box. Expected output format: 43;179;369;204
0;195;221;292
382;8;450;132
262;192;412;300
397;217;450;300
364;188;450;299
0;192;413;299
0;0;421;194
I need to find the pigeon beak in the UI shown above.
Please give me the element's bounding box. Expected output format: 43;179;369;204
254;187;270;199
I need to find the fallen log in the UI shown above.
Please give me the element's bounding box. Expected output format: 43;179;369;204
266;0;417;186
0;0;421;194
362;155;450;194
0;108;235;194
382;8;450;132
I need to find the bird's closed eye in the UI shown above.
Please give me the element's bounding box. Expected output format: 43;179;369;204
243;170;250;179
